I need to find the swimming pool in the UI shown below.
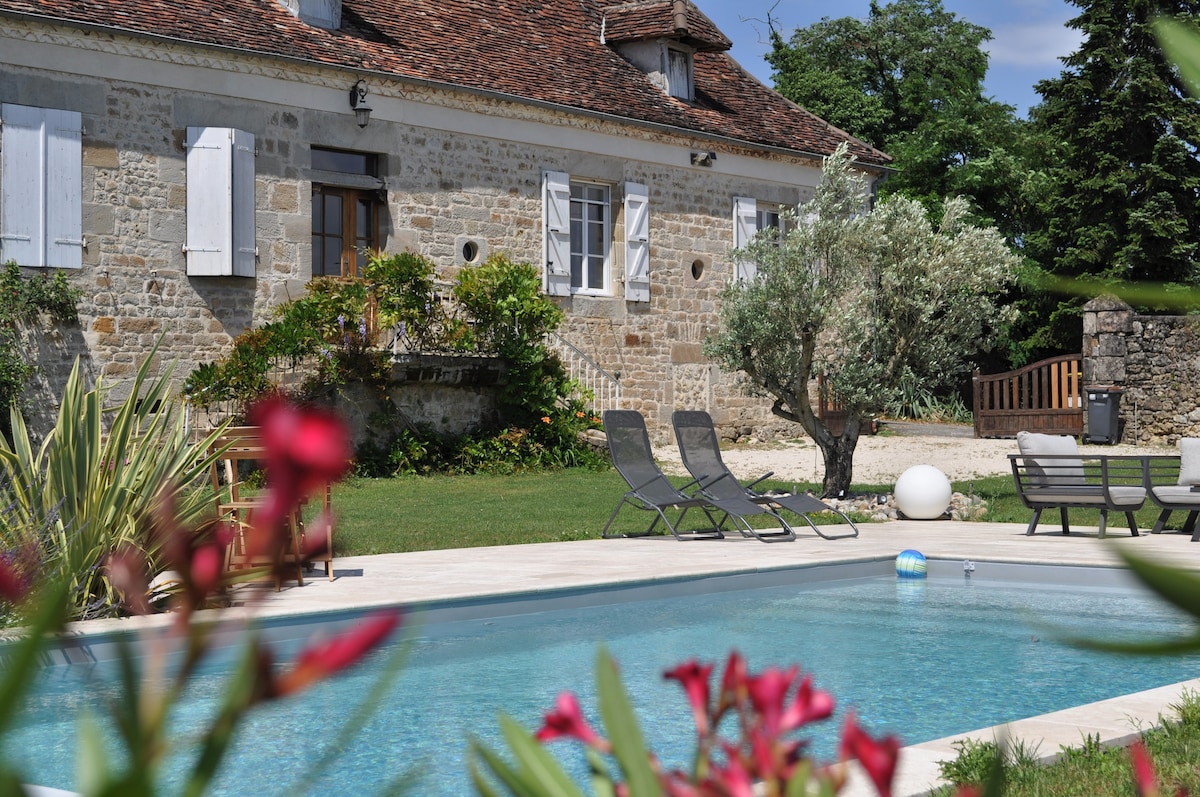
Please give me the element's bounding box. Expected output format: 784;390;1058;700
8;560;1200;795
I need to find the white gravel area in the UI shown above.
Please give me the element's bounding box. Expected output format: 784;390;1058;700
655;428;1170;486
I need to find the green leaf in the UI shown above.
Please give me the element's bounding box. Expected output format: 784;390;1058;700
1155;18;1200;98
1120;549;1200;620
594;648;662;797
1053;549;1200;654
76;709;111;797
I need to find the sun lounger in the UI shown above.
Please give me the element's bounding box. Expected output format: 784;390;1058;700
602;410;794;542
671;410;858;540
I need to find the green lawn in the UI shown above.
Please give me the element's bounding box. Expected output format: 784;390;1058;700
325;469;1183;556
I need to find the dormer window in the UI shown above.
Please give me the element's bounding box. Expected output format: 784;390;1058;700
601;1;731;103
665;46;693;101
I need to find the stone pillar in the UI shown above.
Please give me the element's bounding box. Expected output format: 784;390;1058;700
1081;295;1134;442
1082;295;1134;387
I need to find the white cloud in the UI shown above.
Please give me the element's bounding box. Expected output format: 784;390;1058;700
985;23;1084;68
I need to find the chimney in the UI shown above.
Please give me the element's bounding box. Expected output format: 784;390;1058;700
671;0;688;33
278;0;342;29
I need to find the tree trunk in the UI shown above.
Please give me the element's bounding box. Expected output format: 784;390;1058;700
813;414;862;499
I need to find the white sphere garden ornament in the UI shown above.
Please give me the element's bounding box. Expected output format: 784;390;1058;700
893;465;952;520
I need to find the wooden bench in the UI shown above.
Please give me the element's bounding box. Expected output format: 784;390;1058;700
1009;431;1177;538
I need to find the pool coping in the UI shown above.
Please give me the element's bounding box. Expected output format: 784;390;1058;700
22;519;1200;796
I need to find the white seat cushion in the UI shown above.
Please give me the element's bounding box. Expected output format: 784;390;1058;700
1152;484;1200;508
1179;438;1200;485
1017;431;1085;486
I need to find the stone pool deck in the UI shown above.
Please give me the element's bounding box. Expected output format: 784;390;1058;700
72;519;1200;796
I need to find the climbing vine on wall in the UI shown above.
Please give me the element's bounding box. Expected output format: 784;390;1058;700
0;261;82;431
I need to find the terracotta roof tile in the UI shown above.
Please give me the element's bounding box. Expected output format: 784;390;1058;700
0;0;890;167
600;1;731;52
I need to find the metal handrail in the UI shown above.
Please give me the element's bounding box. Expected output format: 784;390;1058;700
547;332;621;416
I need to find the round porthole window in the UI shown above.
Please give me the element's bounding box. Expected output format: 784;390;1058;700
462;241;480;263
691;259;706;282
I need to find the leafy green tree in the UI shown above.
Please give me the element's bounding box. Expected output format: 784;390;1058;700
705;147;1019;496
766;0;1025;231
1019;0;1200;356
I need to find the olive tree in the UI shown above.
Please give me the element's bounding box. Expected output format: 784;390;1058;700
704;146;1019;497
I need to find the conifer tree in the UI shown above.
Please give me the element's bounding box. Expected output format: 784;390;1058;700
1022;0;1200;355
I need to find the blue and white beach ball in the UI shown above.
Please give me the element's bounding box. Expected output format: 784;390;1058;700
895;549;928;579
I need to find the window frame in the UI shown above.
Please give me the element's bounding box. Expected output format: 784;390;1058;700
309;146;383;279
664;44;694;101
569;180;612;296
311;185;380;278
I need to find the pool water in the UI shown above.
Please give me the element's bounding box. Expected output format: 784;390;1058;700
9;572;1200;795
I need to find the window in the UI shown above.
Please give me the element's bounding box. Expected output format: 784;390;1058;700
186;127;256;277
570;182;610;294
665;47;693;101
0;104;83;269
310;147;381;278
732;197;790;280
311;187;378;277
542;173;649;301
756;205;785;241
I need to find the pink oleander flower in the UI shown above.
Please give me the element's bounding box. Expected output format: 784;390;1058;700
0;560;25;604
746;665;799;735
273;609;401;697
536;692;611;752
1131;741;1158;796
664;659;714;735
106;545;151;616
839;712;901;797
1128;740;1186;797
705;745;755;797
782;673;835;730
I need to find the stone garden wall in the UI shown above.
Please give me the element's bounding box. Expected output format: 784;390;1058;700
1082;296;1200;444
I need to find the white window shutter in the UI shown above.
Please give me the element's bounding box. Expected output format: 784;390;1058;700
187;126;255;277
44;109;83;269
732;196;757;281
541;170;571;296
231;128;256;277
186;127;232;276
623;181;649;302
0;104;82;269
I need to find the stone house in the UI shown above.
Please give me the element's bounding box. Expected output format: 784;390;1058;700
0;0;889;441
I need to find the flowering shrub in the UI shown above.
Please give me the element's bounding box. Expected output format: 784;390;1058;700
0;397;401;794
471;647;903;797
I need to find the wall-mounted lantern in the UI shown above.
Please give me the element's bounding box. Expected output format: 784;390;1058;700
349;79;373;128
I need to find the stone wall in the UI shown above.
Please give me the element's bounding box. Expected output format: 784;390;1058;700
2;19;836;445
1082;296;1200;443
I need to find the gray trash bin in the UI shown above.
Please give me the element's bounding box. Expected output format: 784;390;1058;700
1084;388;1123;444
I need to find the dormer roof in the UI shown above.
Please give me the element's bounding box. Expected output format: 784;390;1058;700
601;1;732;52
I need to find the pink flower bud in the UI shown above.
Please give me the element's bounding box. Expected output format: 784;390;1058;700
535;692;610;752
274;609;401;697
664;660;713;735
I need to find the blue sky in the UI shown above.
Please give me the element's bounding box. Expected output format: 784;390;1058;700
693;0;1084;117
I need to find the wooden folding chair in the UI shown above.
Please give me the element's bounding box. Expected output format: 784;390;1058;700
209;426;305;590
